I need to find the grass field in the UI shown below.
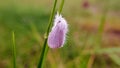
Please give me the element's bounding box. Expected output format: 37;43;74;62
0;0;120;68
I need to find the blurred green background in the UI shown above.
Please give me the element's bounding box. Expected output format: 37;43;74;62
0;0;120;68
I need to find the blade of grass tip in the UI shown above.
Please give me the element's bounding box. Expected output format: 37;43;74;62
12;31;16;68
98;12;107;34
37;0;58;68
98;0;109;34
59;0;65;14
98;0;109;40
95;5;108;49
93;3;109;67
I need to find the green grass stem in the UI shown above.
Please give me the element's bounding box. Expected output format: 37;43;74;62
59;0;65;14
37;0;58;68
12;31;16;68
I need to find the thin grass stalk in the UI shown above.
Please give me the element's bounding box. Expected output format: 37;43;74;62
12;31;16;68
98;12;107;34
94;0;109;52
37;0;58;68
96;11;107;48
98;1;109;40
59;0;65;14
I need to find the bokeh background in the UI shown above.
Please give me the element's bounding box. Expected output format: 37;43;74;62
0;0;120;68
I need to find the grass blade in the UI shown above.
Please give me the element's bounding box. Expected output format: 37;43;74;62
37;0;58;68
12;31;16;68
